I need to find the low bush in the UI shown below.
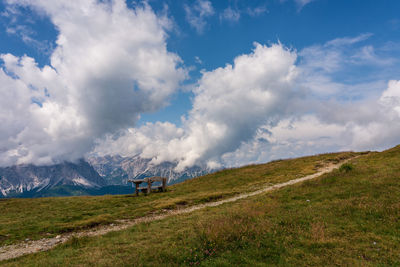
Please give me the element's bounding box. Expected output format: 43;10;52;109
339;163;354;173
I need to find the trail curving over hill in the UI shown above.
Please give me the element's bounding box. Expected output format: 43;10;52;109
0;158;355;262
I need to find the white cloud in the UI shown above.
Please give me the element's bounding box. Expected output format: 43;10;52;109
0;0;186;167
184;0;214;34
280;0;315;10
380;80;400;117
95;43;299;171
351;45;395;66
297;33;395;98
300;33;373;74
294;0;314;10
220;115;347;166
220;7;240;22
194;56;202;65
246;6;267;17
221;80;400;166
219;4;267;23
325;33;373;47
93;121;184;159
95;35;400;171
260;36;400;159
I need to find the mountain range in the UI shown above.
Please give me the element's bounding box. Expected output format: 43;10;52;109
0;160;106;197
87;155;209;185
0;156;209;198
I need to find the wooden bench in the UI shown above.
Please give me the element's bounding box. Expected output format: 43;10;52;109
128;177;167;196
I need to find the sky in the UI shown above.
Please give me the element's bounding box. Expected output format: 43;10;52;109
1;0;400;170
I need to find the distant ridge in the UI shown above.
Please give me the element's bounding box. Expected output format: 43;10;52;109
87;155;210;185
0;160;106;197
0;156;211;198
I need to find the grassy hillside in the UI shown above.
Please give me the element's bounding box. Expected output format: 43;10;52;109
0;151;356;247
3;146;399;266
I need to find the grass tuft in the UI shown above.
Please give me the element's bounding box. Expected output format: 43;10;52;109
339;163;354;173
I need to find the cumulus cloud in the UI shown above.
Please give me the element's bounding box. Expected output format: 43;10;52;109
380;80;400;116
0;0;186;167
94;121;184;158
219;78;400;167
247;36;400;162
184;0;214;34
95;34;400;171
95;43;299;171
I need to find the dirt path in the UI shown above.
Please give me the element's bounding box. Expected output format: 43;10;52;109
0;158;352;261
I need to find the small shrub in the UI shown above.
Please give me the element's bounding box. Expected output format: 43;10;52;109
339;163;354;173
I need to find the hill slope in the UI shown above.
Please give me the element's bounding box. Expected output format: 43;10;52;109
0;151;356;246
2;147;400;265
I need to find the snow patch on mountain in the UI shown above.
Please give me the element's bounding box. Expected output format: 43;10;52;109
0;160;106;197
88;155;211;185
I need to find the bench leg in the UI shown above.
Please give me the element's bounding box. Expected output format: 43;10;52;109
147;182;151;195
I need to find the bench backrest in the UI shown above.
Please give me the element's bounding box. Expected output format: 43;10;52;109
145;176;167;183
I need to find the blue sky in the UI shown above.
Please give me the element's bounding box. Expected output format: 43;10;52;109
141;0;400;125
1;0;400;169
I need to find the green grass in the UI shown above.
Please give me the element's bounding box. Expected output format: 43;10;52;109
2;146;400;266
0;151;357;247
